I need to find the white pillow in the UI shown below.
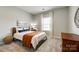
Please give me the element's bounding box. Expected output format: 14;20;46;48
16;27;23;33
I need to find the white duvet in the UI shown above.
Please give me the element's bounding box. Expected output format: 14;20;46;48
14;31;47;49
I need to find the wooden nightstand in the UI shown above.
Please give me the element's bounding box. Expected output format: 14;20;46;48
3;35;13;44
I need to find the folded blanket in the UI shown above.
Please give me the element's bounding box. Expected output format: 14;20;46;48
22;31;39;48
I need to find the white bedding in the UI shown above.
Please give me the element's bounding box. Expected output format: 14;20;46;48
14;31;47;49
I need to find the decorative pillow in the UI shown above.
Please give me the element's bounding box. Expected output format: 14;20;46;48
16;27;30;33
16;23;30;33
23;27;29;30
16;27;23;33
18;28;30;33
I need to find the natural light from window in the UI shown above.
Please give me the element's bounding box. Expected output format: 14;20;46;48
41;17;51;31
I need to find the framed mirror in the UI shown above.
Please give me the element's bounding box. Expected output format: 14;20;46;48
74;8;79;28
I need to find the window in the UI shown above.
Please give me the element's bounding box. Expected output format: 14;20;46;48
41;14;52;31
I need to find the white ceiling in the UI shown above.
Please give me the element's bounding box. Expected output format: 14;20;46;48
17;6;65;15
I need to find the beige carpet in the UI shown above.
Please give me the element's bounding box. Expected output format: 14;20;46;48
0;43;26;52
0;37;62;52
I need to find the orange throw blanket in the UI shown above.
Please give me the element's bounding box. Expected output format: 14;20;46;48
22;31;39;48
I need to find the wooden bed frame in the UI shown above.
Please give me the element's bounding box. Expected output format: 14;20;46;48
12;27;47;50
12;27;17;36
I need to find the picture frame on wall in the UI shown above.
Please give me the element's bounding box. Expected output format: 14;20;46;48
74;8;79;28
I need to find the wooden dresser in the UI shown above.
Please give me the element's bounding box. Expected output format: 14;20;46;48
61;33;79;52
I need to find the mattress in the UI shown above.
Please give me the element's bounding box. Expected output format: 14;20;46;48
14;31;33;40
14;31;47;49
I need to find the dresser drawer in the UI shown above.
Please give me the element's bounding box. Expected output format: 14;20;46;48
61;33;79;52
62;39;79;52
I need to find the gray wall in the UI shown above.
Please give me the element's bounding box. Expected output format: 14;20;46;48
53;7;69;37
0;6;33;39
33;7;69;38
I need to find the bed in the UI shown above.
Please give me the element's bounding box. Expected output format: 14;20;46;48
12;27;47;50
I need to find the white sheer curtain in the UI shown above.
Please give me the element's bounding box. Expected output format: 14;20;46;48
41;12;53;32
